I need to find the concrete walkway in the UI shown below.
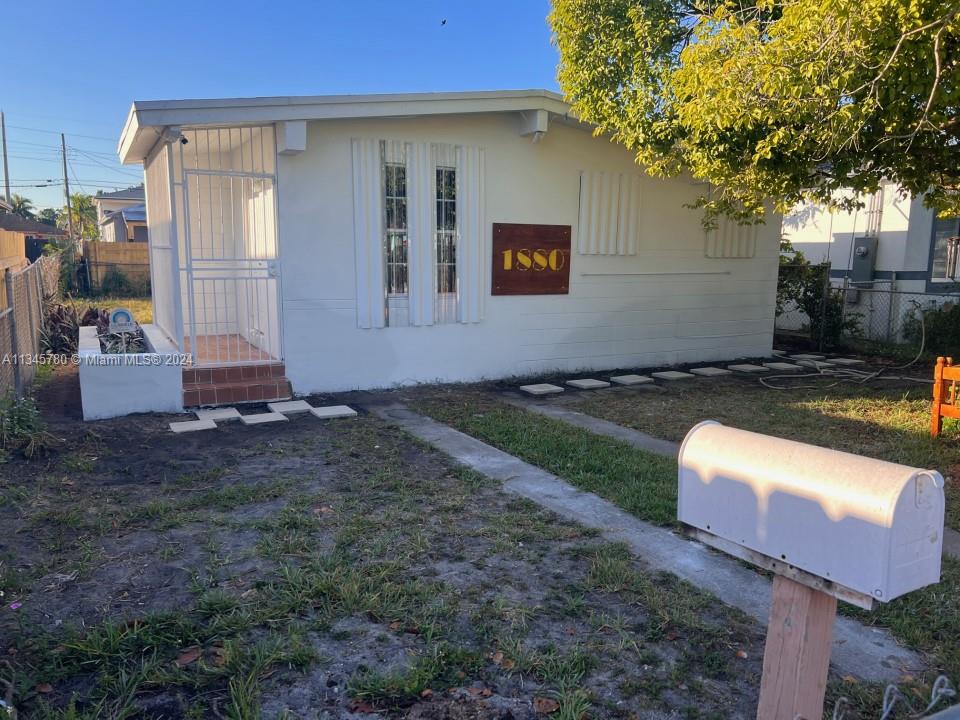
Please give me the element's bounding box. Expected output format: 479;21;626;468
363;401;924;683
502;395;681;457
508;394;960;562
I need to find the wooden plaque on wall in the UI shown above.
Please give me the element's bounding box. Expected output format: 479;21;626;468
491;223;572;296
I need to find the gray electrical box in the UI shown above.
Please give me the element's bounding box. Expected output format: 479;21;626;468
850;236;878;284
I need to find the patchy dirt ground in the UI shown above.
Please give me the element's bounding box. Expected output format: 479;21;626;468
0;370;765;719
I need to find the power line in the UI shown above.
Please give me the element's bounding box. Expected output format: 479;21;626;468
71;148;143;178
6;179;140;187
8;139;120;158
7;123;116;142
68;158;89;195
5;153;139;174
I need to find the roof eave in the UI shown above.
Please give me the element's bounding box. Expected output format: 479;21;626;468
119;89;577;165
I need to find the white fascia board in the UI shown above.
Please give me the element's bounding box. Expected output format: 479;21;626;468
119;89;575;165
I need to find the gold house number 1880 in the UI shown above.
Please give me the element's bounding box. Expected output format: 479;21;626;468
500;248;567;272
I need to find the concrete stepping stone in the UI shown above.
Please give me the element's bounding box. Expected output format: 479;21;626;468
240;412;289;426
520;383;564;396
771;350;789;357
170;419;217;433
195;407;241;422
566;378;611;390
829;357;866;366
790;353;825;360
689;367;732;377
267;399;313;414
651;370;695;380
311;405;358;419
762;362;804;372
796;359;835;369
727;363;769;373
610;374;654;386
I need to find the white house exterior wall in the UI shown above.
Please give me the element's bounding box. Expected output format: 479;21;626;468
275;114;780;393
781;184;938;293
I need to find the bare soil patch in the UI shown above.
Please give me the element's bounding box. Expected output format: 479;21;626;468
0;373;763;718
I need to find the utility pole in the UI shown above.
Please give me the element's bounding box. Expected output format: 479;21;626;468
1;111;10;204
61;133;74;241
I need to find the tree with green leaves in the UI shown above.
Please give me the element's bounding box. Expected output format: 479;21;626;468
550;0;960;222
35;207;59;227
61;193;99;240
9;194;35;219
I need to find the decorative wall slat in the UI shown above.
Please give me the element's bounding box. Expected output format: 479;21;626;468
457;145;485;323
577;171;641;255
705;219;758;259
617;173;642;255
351;138;386;328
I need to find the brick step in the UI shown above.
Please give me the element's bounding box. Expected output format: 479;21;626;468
182;362;292;407
183;362;286;386
183;378;292;407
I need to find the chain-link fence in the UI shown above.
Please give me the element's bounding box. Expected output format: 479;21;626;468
775;264;960;358
0;254;61;398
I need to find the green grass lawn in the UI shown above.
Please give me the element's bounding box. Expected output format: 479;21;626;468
407;383;960;709
572;377;960;531
408;388;678;526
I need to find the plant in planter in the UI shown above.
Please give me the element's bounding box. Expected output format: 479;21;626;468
98;327;147;354
41;302;108;355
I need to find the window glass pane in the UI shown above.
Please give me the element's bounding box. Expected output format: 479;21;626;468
932;217;958;279
435;167;457;297
384;162;408;296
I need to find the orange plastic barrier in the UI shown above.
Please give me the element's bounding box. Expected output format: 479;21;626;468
932;356;960;437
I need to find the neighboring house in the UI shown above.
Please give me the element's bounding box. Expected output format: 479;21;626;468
99;202;148;243
0;210;67;267
92;186;145;229
117;89;780;404
781;181;959;341
782;181;959;293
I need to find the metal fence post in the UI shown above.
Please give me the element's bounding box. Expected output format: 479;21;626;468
24;268;37;358
817;264;830;352
5;269;22;399
886;274;897;343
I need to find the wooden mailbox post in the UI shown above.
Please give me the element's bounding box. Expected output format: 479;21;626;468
678;421;945;720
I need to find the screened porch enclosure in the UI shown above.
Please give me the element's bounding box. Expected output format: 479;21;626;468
145;125;282;367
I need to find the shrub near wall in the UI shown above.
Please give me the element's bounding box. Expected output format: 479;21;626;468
905;303;960;355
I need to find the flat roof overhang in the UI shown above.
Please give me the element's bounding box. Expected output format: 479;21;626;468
118;89;579;165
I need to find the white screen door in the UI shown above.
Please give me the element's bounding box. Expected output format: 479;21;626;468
181;168;282;366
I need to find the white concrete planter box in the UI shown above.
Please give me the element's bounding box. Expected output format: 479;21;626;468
78;324;183;420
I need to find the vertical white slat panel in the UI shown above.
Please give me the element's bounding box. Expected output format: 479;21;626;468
352;138;386;328
456;145;484;324
705;218;758;258
612;175;633;255
627;174;642;255
586;172;603;255
577;172;592;254
407;141;434;326
601;172;618;255
580;171;641;255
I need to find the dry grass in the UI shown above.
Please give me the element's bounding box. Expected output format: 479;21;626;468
64;295;153;324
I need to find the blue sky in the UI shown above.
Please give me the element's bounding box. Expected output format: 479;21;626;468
3;0;559;210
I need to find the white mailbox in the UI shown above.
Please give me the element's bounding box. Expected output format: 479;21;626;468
678;421;944;608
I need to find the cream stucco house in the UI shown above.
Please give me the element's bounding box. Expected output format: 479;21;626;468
116;90;781;407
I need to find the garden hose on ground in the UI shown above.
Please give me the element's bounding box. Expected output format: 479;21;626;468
762;300;932;391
